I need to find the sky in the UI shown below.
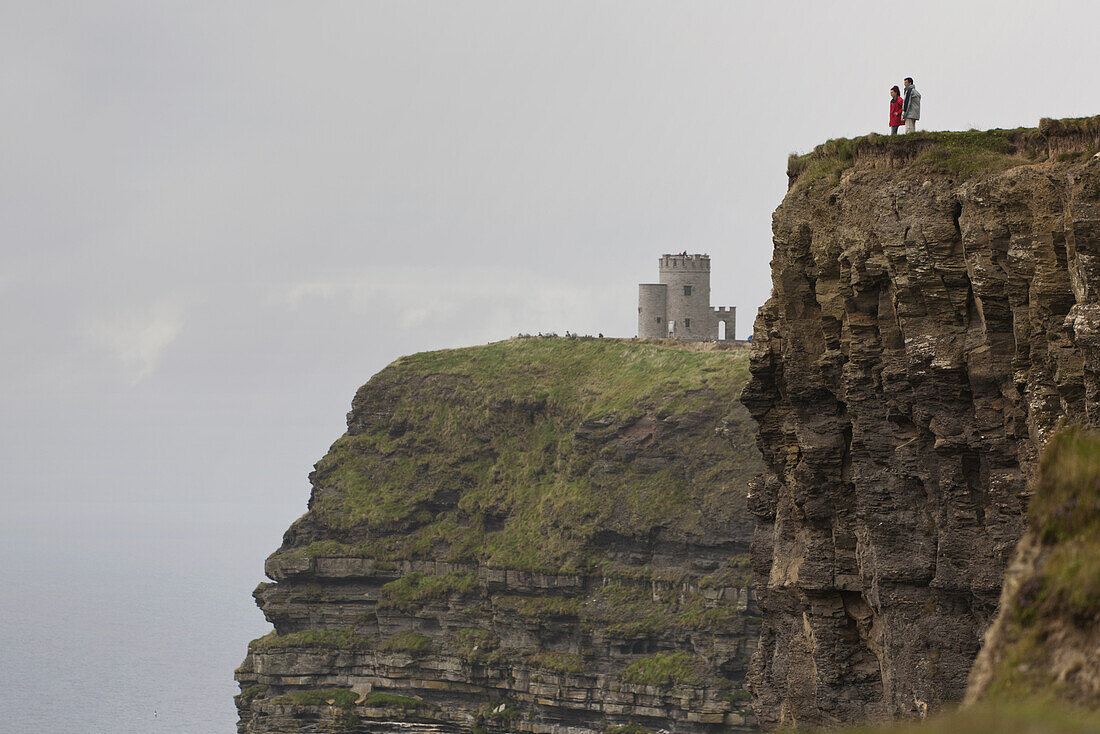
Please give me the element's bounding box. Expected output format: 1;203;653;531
6;1;1099;510
1;2;1099;728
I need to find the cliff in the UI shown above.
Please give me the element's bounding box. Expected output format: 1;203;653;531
236;337;764;733
742;117;1100;727
788;427;1100;734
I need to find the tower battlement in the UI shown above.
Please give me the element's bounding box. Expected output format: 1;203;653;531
638;254;733;341
660;254;710;271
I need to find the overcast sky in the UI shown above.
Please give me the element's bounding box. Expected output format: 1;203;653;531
3;0;1099;514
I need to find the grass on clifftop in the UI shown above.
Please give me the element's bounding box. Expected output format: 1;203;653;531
787;116;1100;188
385;336;747;420
283;337;760;574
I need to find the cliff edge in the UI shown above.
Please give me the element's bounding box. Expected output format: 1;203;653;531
236;337;764;733
742;117;1100;727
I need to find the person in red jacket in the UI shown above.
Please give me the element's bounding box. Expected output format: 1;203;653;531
889;85;903;135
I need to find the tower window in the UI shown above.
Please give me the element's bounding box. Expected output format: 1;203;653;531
685;318;691;328
683;285;692;296
656;316;661;323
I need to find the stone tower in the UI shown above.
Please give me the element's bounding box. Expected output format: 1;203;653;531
638;254;734;340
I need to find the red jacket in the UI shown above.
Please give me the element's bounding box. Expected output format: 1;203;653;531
890;96;904;127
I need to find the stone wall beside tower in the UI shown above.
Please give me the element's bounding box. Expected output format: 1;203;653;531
714;306;735;341
637;254;734;340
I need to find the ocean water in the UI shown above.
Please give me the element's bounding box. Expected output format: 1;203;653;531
0;500;298;734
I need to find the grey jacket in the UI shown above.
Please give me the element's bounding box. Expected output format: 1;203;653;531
903;85;921;120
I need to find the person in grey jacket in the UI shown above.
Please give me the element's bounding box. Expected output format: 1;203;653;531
903;77;921;133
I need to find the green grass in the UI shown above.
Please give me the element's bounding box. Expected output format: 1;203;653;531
583;582;674;638
790;130;1033;185
914;130;1024;178
248;628;372;651
529;651;586;674
275;688;359;707
455;628;503;664
1054;150;1097;163
698;555;753;588
621;651;706;687
787;118;1100;189
1031;427;1100;545
274;337;760;576
363;692;433;709
378;571;479;612
494;594;584;620
981;426;1100;705
235;684;268;706
676;598;739;631
496;580;744;643
803;701;1100;734
378;630;432;655
1039;115;1100;138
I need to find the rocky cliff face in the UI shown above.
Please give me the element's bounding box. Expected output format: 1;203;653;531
236;338;764;733
742;118;1100;728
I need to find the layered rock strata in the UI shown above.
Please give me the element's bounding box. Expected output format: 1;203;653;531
237;338;764;733
743;118;1100;727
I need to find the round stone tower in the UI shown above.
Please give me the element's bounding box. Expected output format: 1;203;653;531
659;254;711;339
638;283;668;338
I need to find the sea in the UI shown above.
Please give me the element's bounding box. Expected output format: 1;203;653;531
0;500;299;734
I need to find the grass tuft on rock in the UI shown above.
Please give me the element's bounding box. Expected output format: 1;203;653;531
621;651;706;687
363;692;434;709
606;725;653;734
235;684;268;706
455;628;502;664
379;630;433;655
529;651;586;675
378;571;478;612
249;628;372;651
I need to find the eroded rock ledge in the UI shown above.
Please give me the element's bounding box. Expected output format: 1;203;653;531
237;338;764;733
742;117;1100;727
